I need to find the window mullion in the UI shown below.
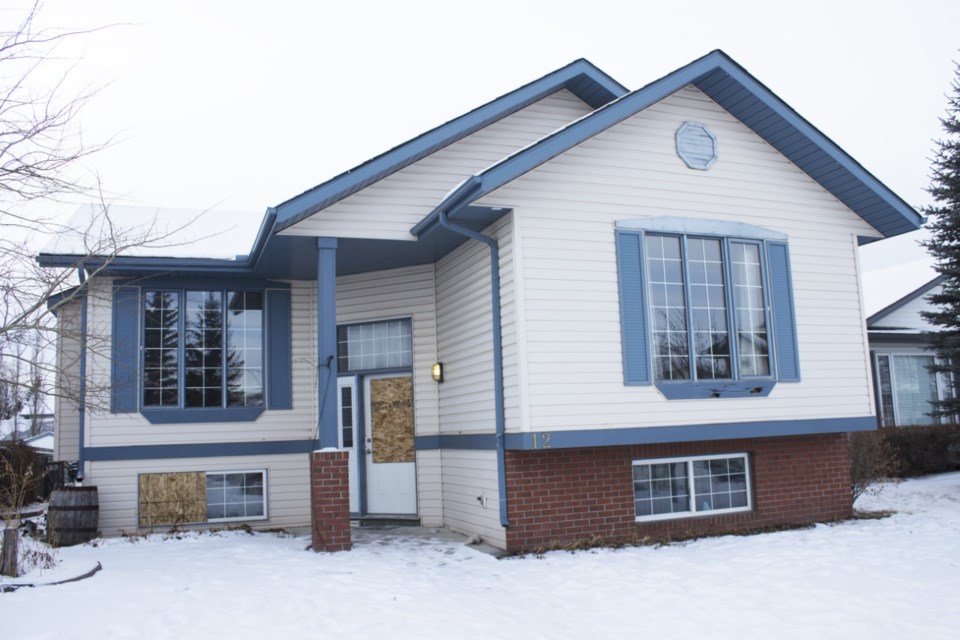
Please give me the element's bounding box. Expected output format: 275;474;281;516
757;242;775;379
687;459;697;513
680;235;696;381
221;289;228;409
721;238;741;380
177;290;186;410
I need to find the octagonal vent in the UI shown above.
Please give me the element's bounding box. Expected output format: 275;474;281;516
675;121;718;170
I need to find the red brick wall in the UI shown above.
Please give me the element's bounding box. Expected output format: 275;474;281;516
504;433;851;553
309;450;352;552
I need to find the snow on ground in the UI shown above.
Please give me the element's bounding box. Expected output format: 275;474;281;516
3;474;959;639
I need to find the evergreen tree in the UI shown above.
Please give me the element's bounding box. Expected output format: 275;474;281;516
922;59;960;419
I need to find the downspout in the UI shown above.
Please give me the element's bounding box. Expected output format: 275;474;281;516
436;208;510;527
76;266;88;483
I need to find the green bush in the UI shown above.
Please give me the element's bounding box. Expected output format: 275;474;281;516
880;424;960;477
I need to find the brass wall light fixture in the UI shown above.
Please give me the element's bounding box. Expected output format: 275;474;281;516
431;362;444;383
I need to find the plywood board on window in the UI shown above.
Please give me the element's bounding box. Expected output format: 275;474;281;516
370;376;414;463
138;471;207;527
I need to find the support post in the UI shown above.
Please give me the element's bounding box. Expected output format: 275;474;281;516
316;237;338;448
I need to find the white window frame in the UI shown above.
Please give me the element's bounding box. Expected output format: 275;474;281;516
205;469;269;523
633;453;752;522
873;352;956;427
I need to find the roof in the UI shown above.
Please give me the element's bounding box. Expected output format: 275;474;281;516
421;50;922;241
38;52;923;281
40;205;263;261
866;274;944;328
273;58;628;232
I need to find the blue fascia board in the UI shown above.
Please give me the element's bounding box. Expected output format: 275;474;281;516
83;439;317;462
866;275;945;327
425;50;921;240
414;434;497;450
504;416;874;450
273;59;628;233
412;416;875;451
141;407;265;424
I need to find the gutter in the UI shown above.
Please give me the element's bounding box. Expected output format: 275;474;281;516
434;194;510;527
76;267;88;483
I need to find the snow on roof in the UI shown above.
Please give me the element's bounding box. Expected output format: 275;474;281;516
861;258;938;318
41;204;265;261
23;432;54;453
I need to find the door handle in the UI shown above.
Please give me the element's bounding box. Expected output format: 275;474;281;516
365;448;372;454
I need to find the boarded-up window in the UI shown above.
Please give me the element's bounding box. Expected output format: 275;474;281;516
370;376;414;463
138;472;207;527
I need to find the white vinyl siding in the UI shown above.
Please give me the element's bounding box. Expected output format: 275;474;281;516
280;90;594;241
87;454;310;536
336;263;441;524
478;85;879;432
440;449;504;548
874;284;942;331
435;216;516;433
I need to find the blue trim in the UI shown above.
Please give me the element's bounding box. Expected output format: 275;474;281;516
317;238;339;447
266;289;293;410
83;439;316;462
615;231;651;385
414;434;498;450
118;276;290;290
274;60;627;232
141;407;265;424
654;380;774;399
767;242;801;382
111;285;140;413
424;50;921;240
501;416;874;450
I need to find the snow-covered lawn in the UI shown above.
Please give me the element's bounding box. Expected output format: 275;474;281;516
3;474;959;639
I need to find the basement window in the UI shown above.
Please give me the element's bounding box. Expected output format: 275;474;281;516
137;470;268;527
632;453;751;521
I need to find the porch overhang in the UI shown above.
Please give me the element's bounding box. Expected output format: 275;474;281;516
38;205;512;280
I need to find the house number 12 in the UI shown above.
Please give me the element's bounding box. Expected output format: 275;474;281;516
531;432;551;449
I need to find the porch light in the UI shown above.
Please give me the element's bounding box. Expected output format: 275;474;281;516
432;362;444;383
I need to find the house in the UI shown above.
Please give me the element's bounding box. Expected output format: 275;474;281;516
865;269;955;426
38;50;922;552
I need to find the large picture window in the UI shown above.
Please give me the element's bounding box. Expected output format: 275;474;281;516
645;234;770;383
633;454;751;521
143;289;264;410
615;218;799;399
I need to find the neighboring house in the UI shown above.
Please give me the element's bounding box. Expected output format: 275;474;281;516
866;274;956;426
38;50;923;552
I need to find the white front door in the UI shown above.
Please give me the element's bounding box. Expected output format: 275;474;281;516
364;373;417;514
337;376;360;514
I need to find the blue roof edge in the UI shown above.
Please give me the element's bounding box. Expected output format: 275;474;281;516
425;49;922;239
272;58;628;232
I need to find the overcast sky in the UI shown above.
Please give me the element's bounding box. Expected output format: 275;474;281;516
5;0;959;271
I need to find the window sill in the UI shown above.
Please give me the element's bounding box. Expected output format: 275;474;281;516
654;380;776;400
141;407;265;424
635;505;752;523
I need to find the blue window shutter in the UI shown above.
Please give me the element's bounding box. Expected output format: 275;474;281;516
767;242;800;382
111;286;140;412
616;231;651;385
266;289;293;409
